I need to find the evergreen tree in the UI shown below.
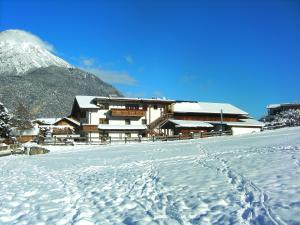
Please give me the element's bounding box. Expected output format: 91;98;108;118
0;102;12;138
11;102;33;129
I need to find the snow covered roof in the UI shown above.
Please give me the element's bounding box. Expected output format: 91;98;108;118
11;127;40;136
167;119;214;128
64;117;80;126
95;96;175;104
209;118;264;127
267;103;300;109
75;95;174;109
54;117;80;126
267;104;281;109
75;96;99;109
173;102;248;115
98;125;147;130
34;118;60;125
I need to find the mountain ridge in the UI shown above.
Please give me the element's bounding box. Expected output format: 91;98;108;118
0;29;122;118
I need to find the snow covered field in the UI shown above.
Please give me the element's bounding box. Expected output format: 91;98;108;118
1;128;300;225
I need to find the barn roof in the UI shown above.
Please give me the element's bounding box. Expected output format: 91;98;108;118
173;102;248;115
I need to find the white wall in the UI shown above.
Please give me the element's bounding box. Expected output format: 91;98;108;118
146;105;164;124
231;127;261;135
88;110;108;125
86;104;166;126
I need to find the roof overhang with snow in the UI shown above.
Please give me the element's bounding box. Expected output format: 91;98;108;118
209;119;264;127
98;125;147;130
267;103;300;109
166;119;214;128
53;117;80;127
33;118;61;125
94;96;175;104
75;96;100;109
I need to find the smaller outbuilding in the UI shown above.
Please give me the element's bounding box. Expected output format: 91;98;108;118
161;102;264;136
267;103;300;116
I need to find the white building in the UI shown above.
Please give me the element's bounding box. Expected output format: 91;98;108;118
70;96;175;141
70;96;264;141
161;102;264;136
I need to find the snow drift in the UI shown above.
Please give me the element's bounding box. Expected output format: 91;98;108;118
0;128;300;224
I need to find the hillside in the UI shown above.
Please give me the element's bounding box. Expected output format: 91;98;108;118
0;29;122;118
0;66;121;117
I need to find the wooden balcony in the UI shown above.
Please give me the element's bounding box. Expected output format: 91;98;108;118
82;124;98;132
111;108;146;117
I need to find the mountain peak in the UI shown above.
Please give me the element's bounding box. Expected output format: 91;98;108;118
0;29;72;75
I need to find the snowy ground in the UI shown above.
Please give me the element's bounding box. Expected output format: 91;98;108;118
1;128;300;225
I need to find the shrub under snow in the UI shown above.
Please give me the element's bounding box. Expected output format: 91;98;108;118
265;109;300;127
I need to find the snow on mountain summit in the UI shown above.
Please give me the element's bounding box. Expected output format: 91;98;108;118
0;29;72;75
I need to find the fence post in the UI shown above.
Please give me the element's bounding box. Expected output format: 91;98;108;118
179;133;182;140
152;135;155;142
54;136;57;145
190;132;194;139
200;131;203;138
109;136;111;144
138;135;142;143
125;137;127;144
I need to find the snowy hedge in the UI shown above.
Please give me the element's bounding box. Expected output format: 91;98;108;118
264;109;300;128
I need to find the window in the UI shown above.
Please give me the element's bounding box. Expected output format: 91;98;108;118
142;119;147;124
125;119;131;125
153;105;158;110
99;118;109;124
126;104;139;110
125;133;131;138
80;111;86;118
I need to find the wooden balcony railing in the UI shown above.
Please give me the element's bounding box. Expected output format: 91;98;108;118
82;124;98;132
111;108;146;117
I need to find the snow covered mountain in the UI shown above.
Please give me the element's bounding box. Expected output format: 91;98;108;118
0;30;71;75
0;29;121;117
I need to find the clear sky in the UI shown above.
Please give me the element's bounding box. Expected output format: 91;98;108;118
1;0;299;118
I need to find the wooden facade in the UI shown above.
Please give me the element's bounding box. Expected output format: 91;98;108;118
175;128;211;135
82;125;98;132
17;135;36;143
111;108;146;117
173;113;243;122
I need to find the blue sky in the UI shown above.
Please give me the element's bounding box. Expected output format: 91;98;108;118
1;0;300;118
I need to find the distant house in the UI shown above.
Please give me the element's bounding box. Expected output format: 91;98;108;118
267;103;300;116
52;117;81;138
11;127;40;143
33;117;80;139
70;96;175;141
161;102;264;136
